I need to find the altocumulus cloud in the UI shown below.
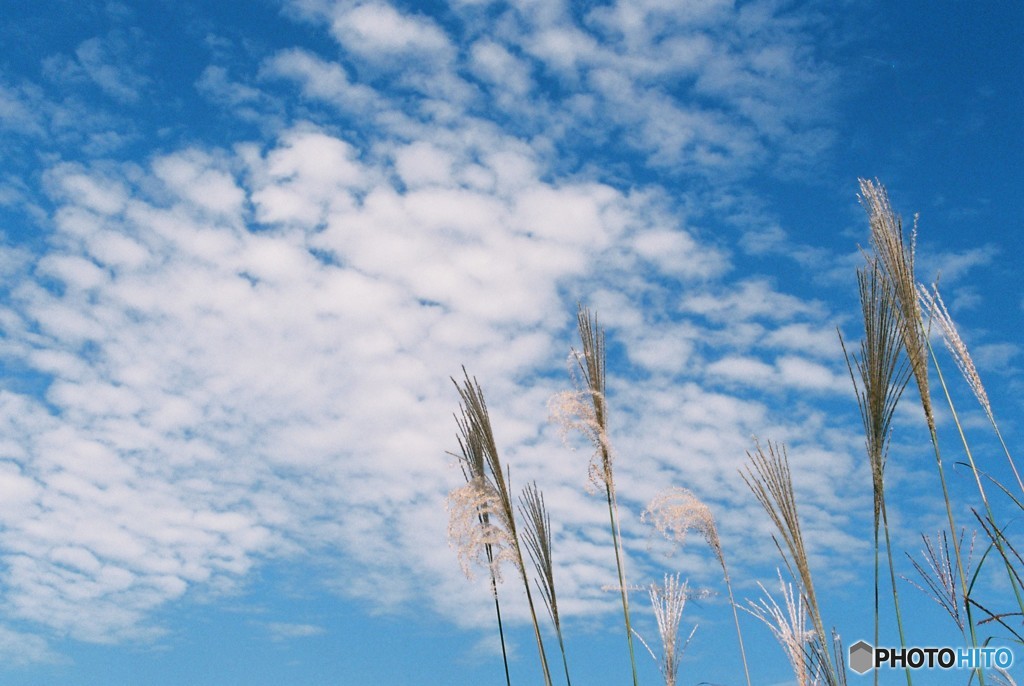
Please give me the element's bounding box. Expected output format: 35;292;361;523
0;0;880;663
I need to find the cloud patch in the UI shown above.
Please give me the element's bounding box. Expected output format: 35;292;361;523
43;31;150;104
0;0;906;666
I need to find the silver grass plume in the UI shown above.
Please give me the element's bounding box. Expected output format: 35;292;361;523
643;487;752;686
742;440;845;686
632;574;697;686
746;570;815;686
858;178;933;428
449;370;553;686
551;304;639;686
918;282;1024;494
519;481;572;685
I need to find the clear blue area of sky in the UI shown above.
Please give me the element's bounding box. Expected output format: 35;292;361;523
0;1;1021;684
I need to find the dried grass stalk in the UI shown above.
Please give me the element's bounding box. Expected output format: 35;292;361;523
742;440;845;686
858;178;933;428
859;179;983;682
841;257;913;676
904;530;973;634
519;481;572;685
746;571;815;686
843;259;911;520
632;574;697;686
919;282;1024;495
643;487;752;686
449;370;553;686
553;304;639;686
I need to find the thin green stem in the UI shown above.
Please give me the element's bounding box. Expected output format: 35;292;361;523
720;567;752;686
479;507;512;685
506;472;554;686
991;420;1024;498
458;429;512;686
880;498;912;684
489;554;513;686
922;417;984;685
575;305;640;686
556;626;572;686
929;342;1024;620
873;522;879;686
605;478;640;686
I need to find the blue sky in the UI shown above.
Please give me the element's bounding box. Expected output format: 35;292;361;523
0;1;1021;684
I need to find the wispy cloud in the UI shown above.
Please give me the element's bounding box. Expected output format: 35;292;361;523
260;49;381;116
43;31;150;104
0;625;64;667
278;0;836;182
0;82;47;137
262;621;326;641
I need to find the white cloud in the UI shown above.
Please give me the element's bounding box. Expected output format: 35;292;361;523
263;621;326;641
919;243;999;283
393;141;457;188
152;151;246;220
0;0;918;665
0;83;47;136
46;163;129;216
682;278;825;323
250;126;368;228
469;40;534;98
196;66;264;107
526;26;601;75
0;625;63;667
630;226;726;280
588;0;733;42
43;32;149;105
0;110;871;649
763;322;842;359
74;35;148;103
707;354;776;386
0;123;647;640
706;352;842;394
260;49;380;115
775;355;841;392
974;342;1021;371
330;2;454;62
280;0;835;180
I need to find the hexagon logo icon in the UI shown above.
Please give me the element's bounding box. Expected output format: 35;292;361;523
849;640;874;675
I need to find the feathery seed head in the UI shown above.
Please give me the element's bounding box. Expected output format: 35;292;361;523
842;258;912;519
548;304;624;502
858;178;933;426
904;529;975;632
447;476;518;581
742;440;833;665
518;481;563;629
643;487;724;568
638;574;696;686
917;283;991;419
746;571;815;686
549;380;615;494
